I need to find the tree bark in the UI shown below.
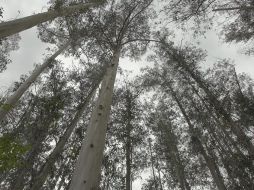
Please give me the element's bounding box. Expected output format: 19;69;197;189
155;153;164;190
148;140;158;190
173;55;254;157
200;143;227;190
69;47;121;190
167;83;227;190
0;1;104;38
0;41;70;124
159;119;190;190
126;92;132;190
29;80;100;190
188;83;245;157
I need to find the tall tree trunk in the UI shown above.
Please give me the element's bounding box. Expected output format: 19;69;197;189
199;142;227;190
158;119;190;190
126;102;132;190
0;1;104;38
174;56;254;157
233;67;244;98
166;83;227;190
148;140;158;190
189;84;245;157
0;41;70;123
155;153;164;190
69;47;121;190
30;80;100;190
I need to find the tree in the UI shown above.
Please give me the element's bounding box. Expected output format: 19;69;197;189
0;0;105;39
69;1;152;189
29;70;101;190
155;40;254;158
0;41;71;124
162;0;254;54
0;34;20;73
109;82;147;190
139;42;254;189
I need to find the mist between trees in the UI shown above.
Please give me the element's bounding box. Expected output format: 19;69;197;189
0;0;254;190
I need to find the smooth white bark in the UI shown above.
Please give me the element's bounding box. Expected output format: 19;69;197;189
0;1;104;38
0;41;71;123
69;48;120;190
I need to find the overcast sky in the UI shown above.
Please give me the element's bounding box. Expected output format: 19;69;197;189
1;0;254;189
1;0;254;92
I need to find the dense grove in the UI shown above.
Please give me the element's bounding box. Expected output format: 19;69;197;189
0;0;254;189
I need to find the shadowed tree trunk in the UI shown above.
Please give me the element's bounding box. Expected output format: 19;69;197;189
126;92;132;190
157;114;190;190
171;52;254;157
148;139;158;190
0;1;104;38
166;83;227;190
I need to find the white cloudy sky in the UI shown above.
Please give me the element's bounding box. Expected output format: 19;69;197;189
1;0;254;189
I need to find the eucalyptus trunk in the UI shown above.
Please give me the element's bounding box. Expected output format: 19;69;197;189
175;58;254;157
159;120;190;190
167;84;227;190
30;80;100;190
0;1;104;38
126;107;132;190
69;47;121;190
148;140;158;190
0;41;70;123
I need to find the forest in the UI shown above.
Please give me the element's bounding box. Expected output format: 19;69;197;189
0;0;254;189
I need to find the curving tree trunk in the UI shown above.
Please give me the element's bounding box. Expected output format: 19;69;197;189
0;1;104;38
0;41;70;124
29;79;101;190
69;47;121;190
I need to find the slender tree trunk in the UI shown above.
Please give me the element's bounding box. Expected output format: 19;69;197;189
30;80;100;190
69;47;121;190
174;57;254;157
233;67;245;98
155;154;164;190
158;119;190;190
189;84;245;157
0;1;104;38
166;84;227;190
200;143;227;190
126;104;132;190
148;140;158;190
0;41;70;123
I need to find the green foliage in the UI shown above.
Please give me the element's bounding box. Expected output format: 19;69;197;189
0;103;13;111
0;135;30;172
